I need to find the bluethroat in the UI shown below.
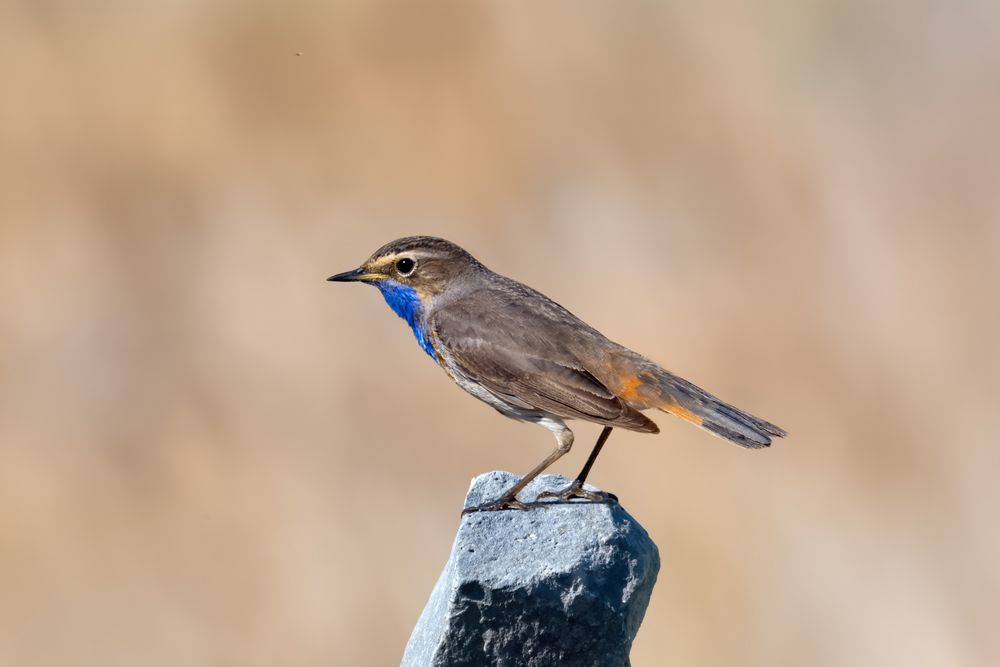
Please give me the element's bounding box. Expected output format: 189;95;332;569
328;237;785;513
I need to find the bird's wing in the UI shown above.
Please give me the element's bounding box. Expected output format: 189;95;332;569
431;298;658;433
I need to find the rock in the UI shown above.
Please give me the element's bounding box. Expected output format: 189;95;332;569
402;471;660;667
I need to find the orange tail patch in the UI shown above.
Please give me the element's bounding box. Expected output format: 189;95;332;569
619;375;645;401
617;372;700;426
616;372;665;407
659;397;704;426
614;357;783;448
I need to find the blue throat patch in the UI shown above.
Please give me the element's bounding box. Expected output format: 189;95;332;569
374;280;436;359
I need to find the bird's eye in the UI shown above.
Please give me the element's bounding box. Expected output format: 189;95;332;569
396;257;415;275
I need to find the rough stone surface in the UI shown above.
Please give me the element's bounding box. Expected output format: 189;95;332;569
402;471;660;667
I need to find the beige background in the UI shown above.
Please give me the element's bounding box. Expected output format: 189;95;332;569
2;1;998;665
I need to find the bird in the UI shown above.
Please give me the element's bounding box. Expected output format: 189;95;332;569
328;236;786;513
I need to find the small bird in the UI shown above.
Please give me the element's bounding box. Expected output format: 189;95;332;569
328;237;785;513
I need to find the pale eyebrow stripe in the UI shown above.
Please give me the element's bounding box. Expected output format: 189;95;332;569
369;249;443;269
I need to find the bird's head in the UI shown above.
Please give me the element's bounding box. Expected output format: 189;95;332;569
328;237;485;359
327;236;483;300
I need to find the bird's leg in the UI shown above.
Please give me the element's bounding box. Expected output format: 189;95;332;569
537;426;617;503
463;425;574;514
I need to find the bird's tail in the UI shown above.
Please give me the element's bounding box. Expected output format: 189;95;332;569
646;367;786;449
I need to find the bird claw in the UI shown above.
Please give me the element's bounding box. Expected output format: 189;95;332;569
536;483;618;504
462;496;532;514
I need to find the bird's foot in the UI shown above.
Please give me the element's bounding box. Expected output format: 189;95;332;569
462;495;531;514
536;482;618;504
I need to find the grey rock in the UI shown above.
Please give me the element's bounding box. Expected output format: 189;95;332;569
402;471;660;667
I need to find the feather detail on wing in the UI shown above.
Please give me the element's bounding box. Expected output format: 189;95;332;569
431;304;658;433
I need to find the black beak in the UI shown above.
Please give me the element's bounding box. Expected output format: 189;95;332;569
327;267;366;282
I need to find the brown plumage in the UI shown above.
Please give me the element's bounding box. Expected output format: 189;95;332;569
329;236;786;512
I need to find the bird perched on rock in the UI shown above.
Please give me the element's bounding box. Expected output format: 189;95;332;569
328;236;785;513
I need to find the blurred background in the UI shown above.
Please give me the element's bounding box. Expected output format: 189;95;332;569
1;1;998;665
